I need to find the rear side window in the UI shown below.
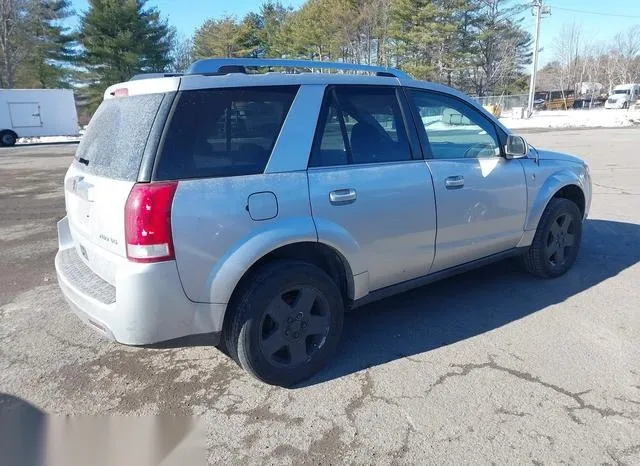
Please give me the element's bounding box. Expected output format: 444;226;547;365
154;86;299;180
75;93;165;181
310;86;413;167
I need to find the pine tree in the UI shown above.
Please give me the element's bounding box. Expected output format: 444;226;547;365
284;0;351;60
470;0;532;96
0;0;76;88
237;12;264;58
389;0;458;79
18;0;75;88
193;16;242;58
259;1;291;58
78;0;173;108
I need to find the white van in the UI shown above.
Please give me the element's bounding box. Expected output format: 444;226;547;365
605;84;640;109
0;89;79;146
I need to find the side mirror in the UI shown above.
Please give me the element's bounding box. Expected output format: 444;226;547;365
505;134;528;159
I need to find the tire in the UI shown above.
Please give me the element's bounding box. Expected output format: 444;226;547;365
522;197;583;278
0;130;17;147
224;260;344;387
623;102;629;109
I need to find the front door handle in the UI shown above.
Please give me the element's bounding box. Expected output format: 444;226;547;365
329;188;357;205
445;176;464;189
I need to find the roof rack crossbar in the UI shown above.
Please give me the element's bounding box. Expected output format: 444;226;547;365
186;58;410;79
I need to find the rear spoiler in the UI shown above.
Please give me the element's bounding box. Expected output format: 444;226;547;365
105;76;181;100
129;73;183;81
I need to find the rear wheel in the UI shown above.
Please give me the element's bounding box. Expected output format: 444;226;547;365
0;130;17;147
224;260;344;387
522;198;583;278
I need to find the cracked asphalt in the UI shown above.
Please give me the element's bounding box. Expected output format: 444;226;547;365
1;128;639;464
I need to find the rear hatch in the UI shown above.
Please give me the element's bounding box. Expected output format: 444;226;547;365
64;90;171;285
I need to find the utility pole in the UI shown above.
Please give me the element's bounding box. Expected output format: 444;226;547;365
526;0;549;118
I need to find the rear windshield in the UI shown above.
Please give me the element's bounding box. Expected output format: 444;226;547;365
154;86;299;180
74;93;165;181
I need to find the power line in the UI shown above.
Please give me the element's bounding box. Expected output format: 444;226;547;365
550;5;640;19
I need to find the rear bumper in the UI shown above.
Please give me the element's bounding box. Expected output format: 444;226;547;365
55;216;224;346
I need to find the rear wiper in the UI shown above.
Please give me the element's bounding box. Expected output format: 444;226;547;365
78;157;90;166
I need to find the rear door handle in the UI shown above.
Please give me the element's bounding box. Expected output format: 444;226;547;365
445;176;464;189
329;188;357;205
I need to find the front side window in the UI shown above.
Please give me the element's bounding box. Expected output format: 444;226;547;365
155;86;299;180
310;86;412;167
409;90;501;160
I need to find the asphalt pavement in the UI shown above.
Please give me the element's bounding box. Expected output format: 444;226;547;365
0;129;639;464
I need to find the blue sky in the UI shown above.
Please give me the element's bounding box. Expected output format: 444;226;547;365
68;0;640;66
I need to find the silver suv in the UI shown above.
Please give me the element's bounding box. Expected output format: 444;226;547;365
55;59;591;386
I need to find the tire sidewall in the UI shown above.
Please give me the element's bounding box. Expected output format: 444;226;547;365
536;199;583;277
231;261;344;387
0;131;17;147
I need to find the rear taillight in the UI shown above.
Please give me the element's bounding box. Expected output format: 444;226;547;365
125;182;178;263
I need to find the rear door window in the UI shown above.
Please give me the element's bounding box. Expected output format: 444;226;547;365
154;86;299;180
74;93;166;181
310;86;413;167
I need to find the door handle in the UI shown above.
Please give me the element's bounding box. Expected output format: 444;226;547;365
445;176;464;189
329;188;357;205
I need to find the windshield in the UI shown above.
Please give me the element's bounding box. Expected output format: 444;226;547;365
613;89;630;95
74;93;165;181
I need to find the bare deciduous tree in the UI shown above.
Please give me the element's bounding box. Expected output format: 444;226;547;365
552;21;582;101
550;23;640;97
169;32;193;73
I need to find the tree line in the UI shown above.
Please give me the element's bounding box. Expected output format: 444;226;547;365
0;0;74;89
0;0;173;113
2;0;639;118
538;22;640;95
0;0;532;107
190;0;533;97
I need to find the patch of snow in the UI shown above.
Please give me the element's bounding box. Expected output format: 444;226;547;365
17;135;81;145
500;109;638;130
628;109;640;123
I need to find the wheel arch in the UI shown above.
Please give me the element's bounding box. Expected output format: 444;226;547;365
552;184;585;218
206;231;357;305
233;241;353;300
221;241;355;329
525;171;587;232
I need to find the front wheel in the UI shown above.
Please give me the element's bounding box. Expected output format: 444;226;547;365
224;260;344;387
522;198;583;278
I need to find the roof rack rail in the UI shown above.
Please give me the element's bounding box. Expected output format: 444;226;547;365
186;58;410;79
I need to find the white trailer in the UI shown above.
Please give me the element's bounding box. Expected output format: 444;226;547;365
0;89;78;146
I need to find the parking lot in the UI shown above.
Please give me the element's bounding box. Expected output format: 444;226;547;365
1;128;639;464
